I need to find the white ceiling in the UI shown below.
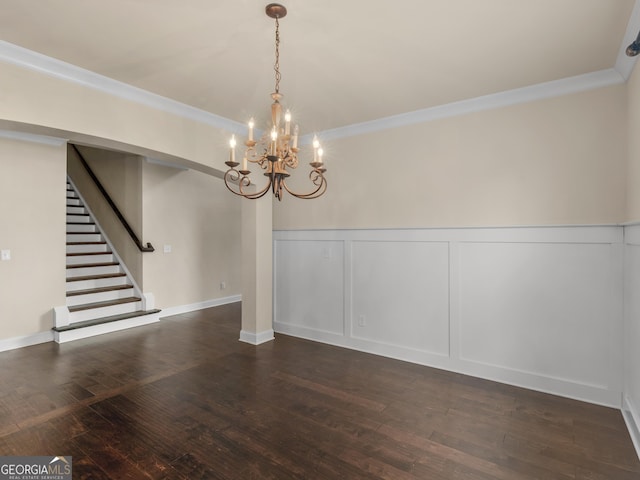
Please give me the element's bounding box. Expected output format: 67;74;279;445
0;0;637;134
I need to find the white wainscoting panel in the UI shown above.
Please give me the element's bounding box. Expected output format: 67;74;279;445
624;224;640;458
458;241;619;396
273;227;623;407
274;239;345;338
351;240;449;356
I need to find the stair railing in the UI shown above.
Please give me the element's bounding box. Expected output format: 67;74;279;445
71;144;155;252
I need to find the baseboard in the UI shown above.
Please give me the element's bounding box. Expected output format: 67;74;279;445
0;331;54;352
159;295;242;318
274;321;621;408
623;395;640;461
0;296;242;352
239;329;275;345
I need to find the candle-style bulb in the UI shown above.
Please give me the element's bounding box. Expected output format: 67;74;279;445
229;135;236;163
284;110;292;135
313;135;320;149
248;118;254;141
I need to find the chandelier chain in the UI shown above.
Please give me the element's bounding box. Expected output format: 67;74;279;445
274;17;281;94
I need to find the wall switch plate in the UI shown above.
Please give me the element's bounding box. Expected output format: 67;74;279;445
1;250;10;261
163;245;172;254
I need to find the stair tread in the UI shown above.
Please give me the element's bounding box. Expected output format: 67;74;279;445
67;251;113;256
67;222;96;225
53;309;161;332
67;272;126;282
67;262;119;269
68;296;141;312
67;284;134;297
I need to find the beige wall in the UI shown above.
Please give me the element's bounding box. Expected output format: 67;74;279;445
0;137;66;338
0;59;244;343
1;56;627;230
628;62;640;223
274;85;628;230
68;145;144;286
0;61;231;173
142;163;242;308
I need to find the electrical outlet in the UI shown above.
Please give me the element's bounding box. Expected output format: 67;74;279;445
1;250;10;261
358;314;366;327
220;281;226;290
163;244;172;254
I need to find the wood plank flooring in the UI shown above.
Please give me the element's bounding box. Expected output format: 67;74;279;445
0;302;639;479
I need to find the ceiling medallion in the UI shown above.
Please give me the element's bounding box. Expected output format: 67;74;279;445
224;3;327;200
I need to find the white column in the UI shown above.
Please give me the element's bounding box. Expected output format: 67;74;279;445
239;194;274;345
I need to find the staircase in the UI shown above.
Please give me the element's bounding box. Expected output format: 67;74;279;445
53;179;160;343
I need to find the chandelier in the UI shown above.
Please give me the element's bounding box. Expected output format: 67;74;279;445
224;3;327;201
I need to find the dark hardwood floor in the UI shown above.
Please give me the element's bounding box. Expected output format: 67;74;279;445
0;303;638;479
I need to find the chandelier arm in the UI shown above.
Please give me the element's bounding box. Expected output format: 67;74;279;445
224;169;273;199
237;176;273;199
280;170;327;199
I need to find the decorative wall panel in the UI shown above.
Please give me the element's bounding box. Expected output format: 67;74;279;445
274;227;623;407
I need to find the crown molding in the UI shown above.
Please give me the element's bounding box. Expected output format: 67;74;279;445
0;40;246;134
309;69;625;143
0;129;67;147
0;36;632;146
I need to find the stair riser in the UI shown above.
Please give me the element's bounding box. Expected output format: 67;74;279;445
66;276;128;291
66;233;103;242
66;288;135;307
66;206;86;215
67;224;97;233
66;214;92;223
68;301;142;323
66;244;109;254
66;191;78;198
66;254;114;265
66;198;82;206
67;265;121;278
54;313;160;343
